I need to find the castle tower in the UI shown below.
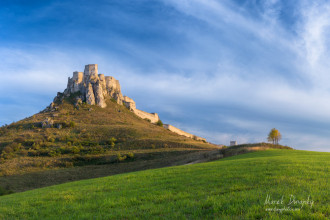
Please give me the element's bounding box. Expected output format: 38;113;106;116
84;64;98;76
73;71;83;83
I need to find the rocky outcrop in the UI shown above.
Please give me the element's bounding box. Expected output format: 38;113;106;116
86;83;95;105
60;64;124;108
41;118;54;128
94;81;106;108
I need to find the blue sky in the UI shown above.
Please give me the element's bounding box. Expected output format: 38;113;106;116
1;0;330;152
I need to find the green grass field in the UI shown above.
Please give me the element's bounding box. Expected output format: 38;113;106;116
0;149;328;219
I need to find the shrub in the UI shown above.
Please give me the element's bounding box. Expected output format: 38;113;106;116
47;137;55;143
72;146;80;154
109;137;117;149
11;143;23;151
156;120;163;127
0;143;23;160
117;153;127;162
69;121;75;128
88;146;104;154
151;144;156;149
32;143;40;150
3;146;13;154
127;152;134;159
59;146;68;154
48;150;59;157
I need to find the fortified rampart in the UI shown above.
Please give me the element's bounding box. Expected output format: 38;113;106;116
134;109;159;123
163;124;206;142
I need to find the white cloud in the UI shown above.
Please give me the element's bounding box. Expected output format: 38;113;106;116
298;2;330;66
1;1;330;152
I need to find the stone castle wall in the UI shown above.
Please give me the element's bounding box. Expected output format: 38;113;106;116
73;71;83;83
133;109;159;123
122;96;159;123
122;96;136;110
163;124;206;142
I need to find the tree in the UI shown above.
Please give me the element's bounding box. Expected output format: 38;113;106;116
267;128;282;145
156;120;163;127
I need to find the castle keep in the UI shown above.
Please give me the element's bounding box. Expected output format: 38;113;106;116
64;64;123;108
54;64;205;142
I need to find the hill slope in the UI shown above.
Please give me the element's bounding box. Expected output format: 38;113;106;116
0;95;217;191
0;149;328;219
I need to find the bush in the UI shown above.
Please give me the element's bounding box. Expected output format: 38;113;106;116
69;121;75;128
156;120;163;127
127;152;134;159
0;143;23;160
58;146;82;155
72;146;80;154
47;137;55;143
2;146;14;154
48;150;60;157
32;143;40;150
117;153;127;162
108;137;117;149
88;146;104;154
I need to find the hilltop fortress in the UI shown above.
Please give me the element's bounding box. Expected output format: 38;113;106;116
53;64;206;142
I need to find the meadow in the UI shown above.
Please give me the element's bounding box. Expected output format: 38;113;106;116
0;149;328;219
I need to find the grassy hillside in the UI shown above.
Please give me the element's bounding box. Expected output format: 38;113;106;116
0;149;328;219
0;96;216;177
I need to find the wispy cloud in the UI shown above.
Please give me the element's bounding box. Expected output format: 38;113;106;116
1;0;330;151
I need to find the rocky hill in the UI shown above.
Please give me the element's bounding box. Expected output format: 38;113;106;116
49;64;205;140
0;64;216;192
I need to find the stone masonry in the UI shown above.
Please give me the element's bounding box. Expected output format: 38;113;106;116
163;124;206;142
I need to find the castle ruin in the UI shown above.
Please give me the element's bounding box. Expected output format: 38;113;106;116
54;64;206;142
